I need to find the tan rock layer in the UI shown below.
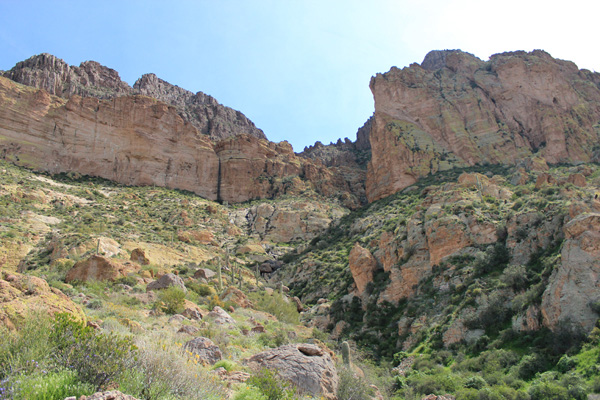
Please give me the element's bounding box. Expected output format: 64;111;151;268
0;76;359;205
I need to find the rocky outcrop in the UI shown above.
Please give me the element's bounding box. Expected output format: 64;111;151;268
541;213;600;331
183;337;223;365
0;271;85;330
231;199;348;244
0;76;359;205
3;53;264;141
246;344;338;399
348;243;377;295
146;273;187;293
65;255;139;283
367;50;600;202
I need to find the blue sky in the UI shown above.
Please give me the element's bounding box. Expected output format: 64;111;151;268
1;0;599;152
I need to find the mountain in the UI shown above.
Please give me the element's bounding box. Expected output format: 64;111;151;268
1;50;600;400
367;49;600;201
3;53;266;141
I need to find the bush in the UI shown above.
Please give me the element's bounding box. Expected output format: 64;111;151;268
250;292;300;324
11;369;94;400
154;286;186;315
50;313;137;390
464;375;486;389
337;366;373;400
518;354;548;381
186;281;216;297
247;368;297;400
213;360;237;372
233;385;268;400
119;335;226;400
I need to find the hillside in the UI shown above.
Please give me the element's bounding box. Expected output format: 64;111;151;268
1;49;600;400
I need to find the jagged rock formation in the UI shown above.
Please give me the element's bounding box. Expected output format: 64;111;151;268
0;76;361;205
367;49;600;202
3;53;265;141
299;117;372;205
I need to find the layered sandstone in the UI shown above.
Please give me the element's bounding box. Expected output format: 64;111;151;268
367;49;600;202
0;76;360;205
3;53;265;141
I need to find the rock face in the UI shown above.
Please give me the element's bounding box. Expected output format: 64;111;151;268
541;213;600;331
246;344;338;399
348;243;378;295
65;255;139;283
3;53;265;141
0;76;359;205
183;337;223;365
0;271;85;330
367;49;600;202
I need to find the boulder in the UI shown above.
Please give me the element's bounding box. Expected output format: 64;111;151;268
146;273;187;293
205;306;235;326
130;248;150;265
183;337;222;365
193;268;216;280
0;271;85;330
221;286;253;308
65;255;139;283
246;344;338;399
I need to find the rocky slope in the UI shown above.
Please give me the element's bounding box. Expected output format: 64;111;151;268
3;53;266;141
367;49;600;202
0;76;362;207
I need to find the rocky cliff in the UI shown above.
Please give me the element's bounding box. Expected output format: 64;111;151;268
0;76;361;206
367;49;600;202
3;53;266;141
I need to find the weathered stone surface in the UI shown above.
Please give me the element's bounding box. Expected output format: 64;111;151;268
0;75;357;205
65;391;141;400
65;255;139;283
130;248;150;265
0;271;85;330
348;243;378;295
246;344;338;399
541;213;600;332
367;50;600;202
146;273;187;293
4;53;265;142
221;286;253;308
205;306;235;325
183;336;222;365
193;268;216;280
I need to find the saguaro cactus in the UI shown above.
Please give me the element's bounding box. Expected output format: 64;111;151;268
341;341;351;366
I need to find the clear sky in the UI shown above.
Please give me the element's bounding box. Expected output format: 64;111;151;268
1;0;599;152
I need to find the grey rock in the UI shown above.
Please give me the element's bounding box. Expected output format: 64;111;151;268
183;337;222;365
146;273;187;293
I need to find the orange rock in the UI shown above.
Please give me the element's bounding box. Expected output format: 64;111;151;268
348;243;377;296
65;255;140;283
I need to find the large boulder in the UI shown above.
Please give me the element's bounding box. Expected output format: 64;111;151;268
65;255;139;283
0;271;85;330
146;273;187;293
205;306;235;325
183;337;222;365
246;344;338;399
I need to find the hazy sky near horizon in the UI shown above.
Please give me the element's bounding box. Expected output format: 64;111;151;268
1;0;599;152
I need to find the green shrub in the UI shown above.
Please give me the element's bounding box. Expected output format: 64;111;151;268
249;292;300;324
50;313;137;390
464;375;486;389
233;385;268;400
186;281;216;297
247;368;296;400
12;369;94;400
337;366;373;400
212;360;237;372
154;286;186;315
528;381;569;400
120;336;226;400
